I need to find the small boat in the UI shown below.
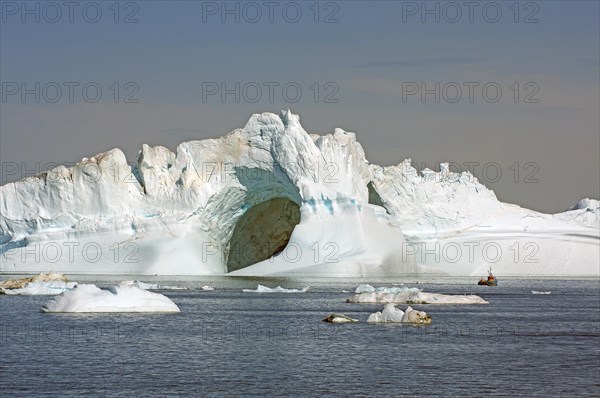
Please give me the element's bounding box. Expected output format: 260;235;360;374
478;267;497;286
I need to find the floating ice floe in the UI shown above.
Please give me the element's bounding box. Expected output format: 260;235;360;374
367;303;431;324
531;291;551;295
201;285;215;291
120;280;187;290
0;272;69;290
242;285;309;293
354;284;421;294
0;272;75;295
322;313;358;323
41;284;180;313
1;281;77;295
348;286;487;304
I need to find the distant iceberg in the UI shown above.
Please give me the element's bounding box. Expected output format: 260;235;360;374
348;287;487;304
41;284;180;313
0;272;69;290
1;281;76;295
120;280;187;290
355;284;420;294
531;291;551;295
242;284;309;293
0;272;75;295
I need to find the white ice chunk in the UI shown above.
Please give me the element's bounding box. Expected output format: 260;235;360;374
1;281;77;295
355;284;420;294
367;303;431;324
0;272;69;289
41;284;180;313
369;303;405;322
400;306;432;324
348;289;487;304
120;280;187;290
242;284;309;293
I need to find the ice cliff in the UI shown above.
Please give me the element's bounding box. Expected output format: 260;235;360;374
1;111;598;276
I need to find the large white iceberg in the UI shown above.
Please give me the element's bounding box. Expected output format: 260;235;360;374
40;284;180;313
1;111;598;277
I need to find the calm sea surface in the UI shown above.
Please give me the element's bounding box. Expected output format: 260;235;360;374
1;277;599;397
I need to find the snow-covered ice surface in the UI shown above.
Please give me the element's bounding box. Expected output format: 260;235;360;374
242;284;309;293
40;284;180;313
1;111;598;276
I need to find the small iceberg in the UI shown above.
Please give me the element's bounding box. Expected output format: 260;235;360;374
1;281;77;295
322;313;358;323
532;291;551;295
242;285;309;293
41;284;180;313
201;285;215;291
367;303;432;324
348;286;487;304
120;280;187;290
1;272;75;295
0;272;69;290
355;284;420;294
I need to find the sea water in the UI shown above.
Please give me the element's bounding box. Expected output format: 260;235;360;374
1;278;598;397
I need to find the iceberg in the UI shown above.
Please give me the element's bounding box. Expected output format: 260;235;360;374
367;303;431;324
201;285;215;291
1;111;598;277
1;281;76;295
348;289;487;304
355;284;420;294
322;313;358;323
0;272;69;289
242;284;309;293
531;291;551;295
120;280;187;290
40;284;180;313
0;272;75;294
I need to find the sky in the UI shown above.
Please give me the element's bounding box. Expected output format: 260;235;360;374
1;0;598;213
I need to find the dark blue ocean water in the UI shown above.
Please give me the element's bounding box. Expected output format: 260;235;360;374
1;278;599;397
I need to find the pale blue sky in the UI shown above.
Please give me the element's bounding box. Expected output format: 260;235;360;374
1;0;598;212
